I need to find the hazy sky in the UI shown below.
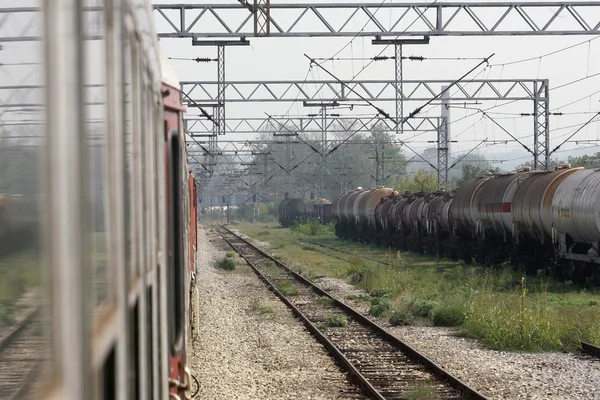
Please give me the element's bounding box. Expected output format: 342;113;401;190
154;0;600;169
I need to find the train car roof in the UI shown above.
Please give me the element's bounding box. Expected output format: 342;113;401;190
159;44;180;90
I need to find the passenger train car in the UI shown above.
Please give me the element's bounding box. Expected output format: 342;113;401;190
333;165;600;284
0;1;198;400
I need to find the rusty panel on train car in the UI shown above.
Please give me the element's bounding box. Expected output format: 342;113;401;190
391;197;409;230
379;196;397;230
512;168;581;241
552;169;600;244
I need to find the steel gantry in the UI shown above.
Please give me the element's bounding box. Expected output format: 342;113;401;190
182;77;551;169
153;2;600;38
184;115;440;136
181;78;550;104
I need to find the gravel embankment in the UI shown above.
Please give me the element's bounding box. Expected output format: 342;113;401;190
192;226;365;400
387;326;600;400
236;231;600;400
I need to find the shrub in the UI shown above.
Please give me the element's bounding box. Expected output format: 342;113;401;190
431;303;466;327
217;256;237;271
389;309;413;326
369;297;392;317
326;313;348;327
412;300;438;318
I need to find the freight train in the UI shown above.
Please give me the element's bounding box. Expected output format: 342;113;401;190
333;165;600;283
279;192;333;227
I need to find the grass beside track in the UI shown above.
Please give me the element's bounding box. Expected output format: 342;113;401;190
229;221;600;352
0;249;40;329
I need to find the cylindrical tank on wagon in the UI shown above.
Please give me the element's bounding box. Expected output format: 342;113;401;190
408;196;426;228
426;194;453;231
438;194;454;232
390;196;409;230
512;167;582;241
377;195;397;231
343;190;364;224
452;175;491;233
332;192;351;221
286;199;306;219
357;188;397;227
552;169;600;244
352;189;374;225
476;170;536;236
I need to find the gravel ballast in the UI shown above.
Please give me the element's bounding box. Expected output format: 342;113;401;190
235;230;600;400
191;226;365;400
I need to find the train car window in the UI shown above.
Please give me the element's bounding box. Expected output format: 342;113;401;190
83;0;111;320
128;301;141;400
167;129;185;355
146;287;155;398
130;41;142;282
124;37;134;285
0;0;52;393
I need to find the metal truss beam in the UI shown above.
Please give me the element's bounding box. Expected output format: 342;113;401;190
153;2;600;38
181;79;549;103
184;115;439;136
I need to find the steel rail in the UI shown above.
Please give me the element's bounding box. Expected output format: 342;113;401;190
581;342;600;358
294;237;399;268
0;309;38;352
215;224;489;400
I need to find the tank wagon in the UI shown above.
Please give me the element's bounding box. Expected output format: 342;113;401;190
332;165;600;283
279;193;333;227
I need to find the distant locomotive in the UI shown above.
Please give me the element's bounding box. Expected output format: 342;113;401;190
279;193;332;227
332;165;600;283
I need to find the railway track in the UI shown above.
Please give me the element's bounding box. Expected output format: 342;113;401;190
0;310;43;400
215;225;488;400
291;237;399;268
581;342;600;359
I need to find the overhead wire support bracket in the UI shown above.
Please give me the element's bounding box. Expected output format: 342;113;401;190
372;36;430;135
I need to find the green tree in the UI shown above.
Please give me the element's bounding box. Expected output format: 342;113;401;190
567;152;600;168
456;164;500;186
394;169;438;193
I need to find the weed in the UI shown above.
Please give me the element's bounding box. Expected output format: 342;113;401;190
346;294;371;302
389;309;413;326
225;251;235;258
256;231;270;237
405;383;439;400
370;289;392;298
431;303;466;327
325;313;348;327
412;299;438;318
250;298;274;315
276;280;299;296
217;256;237;271
369;297;392;317
316;296;335;306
